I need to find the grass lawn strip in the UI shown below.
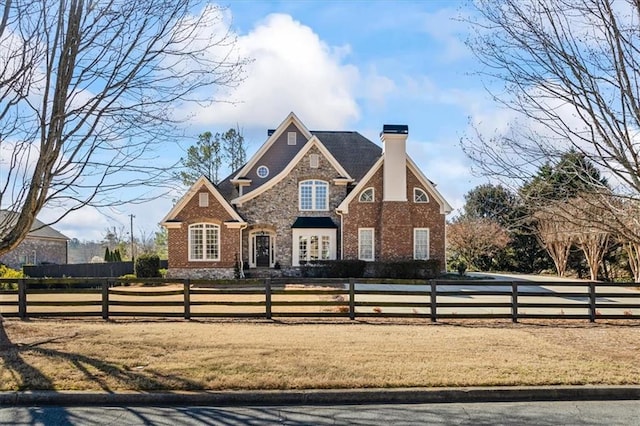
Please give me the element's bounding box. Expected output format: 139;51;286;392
1;319;639;391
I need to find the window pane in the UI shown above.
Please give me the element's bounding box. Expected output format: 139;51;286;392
315;181;328;210
190;225;203;260
205;225;219;260
321;236;330;260
310;236;319;260
359;229;373;260
414;229;429;260
299;236;308;262
300;182;313;210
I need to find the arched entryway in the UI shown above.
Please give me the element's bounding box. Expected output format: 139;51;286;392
248;228;276;268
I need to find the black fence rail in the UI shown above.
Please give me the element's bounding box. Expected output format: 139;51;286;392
23;260;169;278
1;278;639;322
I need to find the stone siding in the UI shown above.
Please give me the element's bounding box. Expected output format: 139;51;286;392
0;237;68;269
166;267;235;279
237;145;347;267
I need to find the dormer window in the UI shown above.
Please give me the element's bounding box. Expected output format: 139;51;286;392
359;187;374;203
414;188;429;203
287;132;297;145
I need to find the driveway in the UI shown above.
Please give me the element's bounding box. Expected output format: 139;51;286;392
353;273;640;316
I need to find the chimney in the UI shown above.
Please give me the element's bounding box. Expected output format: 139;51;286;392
381;124;408;202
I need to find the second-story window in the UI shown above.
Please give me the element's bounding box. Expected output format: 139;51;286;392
299;180;328;211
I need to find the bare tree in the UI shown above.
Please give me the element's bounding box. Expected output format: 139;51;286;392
533;207;573;277
0;0;246;256
463;0;640;243
446;218;510;271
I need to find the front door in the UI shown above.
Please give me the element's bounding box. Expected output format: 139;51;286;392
255;235;271;267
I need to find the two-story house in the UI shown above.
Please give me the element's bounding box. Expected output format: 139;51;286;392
162;112;452;278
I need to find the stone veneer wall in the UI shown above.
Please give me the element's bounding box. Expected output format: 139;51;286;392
167;184;241;273
237;145;347;267
342;166;446;265
0;237;67;269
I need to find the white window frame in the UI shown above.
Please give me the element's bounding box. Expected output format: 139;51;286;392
257;165;269;178
414;188;429;203
358;187;375;203
292;228;336;266
287;132;297;145
299;180;329;211
198;192;209;207
358;228;375;261
188;223;220;261
414;228;430;260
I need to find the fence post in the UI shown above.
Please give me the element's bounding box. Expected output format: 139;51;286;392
101;279;109;320
18;279;26;320
349;278;355;320
265;278;272;320
430;280;437;323
511;281;518;323
184;279;191;320
589;281;596;323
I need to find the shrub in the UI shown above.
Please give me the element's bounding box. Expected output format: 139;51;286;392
0;265;22;290
135;254;161;278
300;259;366;278
368;260;441;279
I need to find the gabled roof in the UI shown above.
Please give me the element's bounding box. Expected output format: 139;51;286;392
232;112;312;182
336;156;453;215
0;211;68;241
161;176;246;225
231;136;352;205
216;130;382;202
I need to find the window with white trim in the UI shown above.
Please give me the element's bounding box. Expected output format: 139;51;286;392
189;223;220;261
414;188;429;203
414;228;430;260
358;228;375;261
257;165;269;178
359;187;374;203
198;192;209;207
292;229;336;266
287;132;297;145
299;180;328;211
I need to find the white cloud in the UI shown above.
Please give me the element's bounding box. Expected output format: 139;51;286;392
189;13;360;129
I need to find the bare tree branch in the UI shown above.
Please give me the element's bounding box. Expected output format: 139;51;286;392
0;0;247;255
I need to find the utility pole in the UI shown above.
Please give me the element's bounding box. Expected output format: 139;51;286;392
129;214;135;273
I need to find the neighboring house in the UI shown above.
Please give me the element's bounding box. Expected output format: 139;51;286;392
0;212;69;269
162;112;453;278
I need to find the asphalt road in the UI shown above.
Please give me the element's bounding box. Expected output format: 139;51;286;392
2;401;640;425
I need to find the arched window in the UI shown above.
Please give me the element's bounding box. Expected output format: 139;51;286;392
299;180;328;211
359;187;374;203
188;223;220;261
414;188;429;203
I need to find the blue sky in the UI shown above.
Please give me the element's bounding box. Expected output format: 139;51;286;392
49;0;500;242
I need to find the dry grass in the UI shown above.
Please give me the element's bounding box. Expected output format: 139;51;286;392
2;318;640;392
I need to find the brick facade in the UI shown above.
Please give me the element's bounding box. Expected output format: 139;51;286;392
341;165;446;266
167;185;241;273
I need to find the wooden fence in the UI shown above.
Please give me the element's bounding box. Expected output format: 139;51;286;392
1;278;640;322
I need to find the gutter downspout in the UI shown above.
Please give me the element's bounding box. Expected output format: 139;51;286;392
239;224;248;278
336;209;344;260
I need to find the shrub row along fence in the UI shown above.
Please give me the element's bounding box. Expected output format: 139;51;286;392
1;278;640;322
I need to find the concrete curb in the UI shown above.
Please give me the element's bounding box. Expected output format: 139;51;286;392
1;386;640;407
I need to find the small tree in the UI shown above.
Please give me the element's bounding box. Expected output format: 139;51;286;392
447;218;510;271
